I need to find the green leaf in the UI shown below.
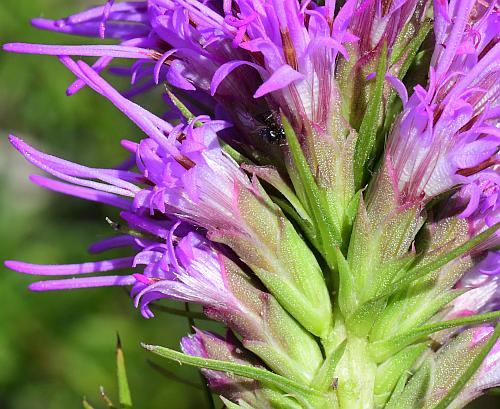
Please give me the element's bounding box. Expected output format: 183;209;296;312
281;113;341;267
220;139;254;165
345;190;362;228
347;298;386;337
390;19;432;67
370;310;500;362
370;290;463;344
220;397;256;409
312;340;347;391
269;195;316;245
431;323;500;409
384;372;410;409
376;222;499;300
353;42;387;189
116;334;133;409
263;389;305;409
82;398;96;409
141;343;323;400
374;253;417;294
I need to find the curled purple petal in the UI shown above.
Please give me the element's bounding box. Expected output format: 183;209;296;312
385;74;408;106
253;65;304;98
211;60;267;95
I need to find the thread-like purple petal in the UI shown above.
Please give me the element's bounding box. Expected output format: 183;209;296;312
5;256;135;276
3;43;151;59
154;49;178;84
120;211;171;239
9;135;139;197
67;56;113;96
88;235;137;254
30;175;132;210
29;275;136;291
56;1;146;25
31;19;150;39
60;59;179;157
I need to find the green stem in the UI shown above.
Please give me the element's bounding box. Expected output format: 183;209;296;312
149;303;210;320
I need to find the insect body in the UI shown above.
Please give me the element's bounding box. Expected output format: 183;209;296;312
256;111;285;143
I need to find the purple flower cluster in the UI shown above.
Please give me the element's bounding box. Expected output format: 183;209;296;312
3;0;500;407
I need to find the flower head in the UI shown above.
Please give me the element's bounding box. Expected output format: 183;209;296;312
181;328;292;408
387;0;499;203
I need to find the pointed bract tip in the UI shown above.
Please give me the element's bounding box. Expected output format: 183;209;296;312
140;342;155;351
116;332;122;349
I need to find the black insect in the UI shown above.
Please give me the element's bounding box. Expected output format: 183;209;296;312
256;111;285;143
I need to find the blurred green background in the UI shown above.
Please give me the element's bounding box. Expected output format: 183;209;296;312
0;1;210;408
0;1;497;409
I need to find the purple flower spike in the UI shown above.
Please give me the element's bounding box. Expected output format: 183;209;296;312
4;2;500;407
